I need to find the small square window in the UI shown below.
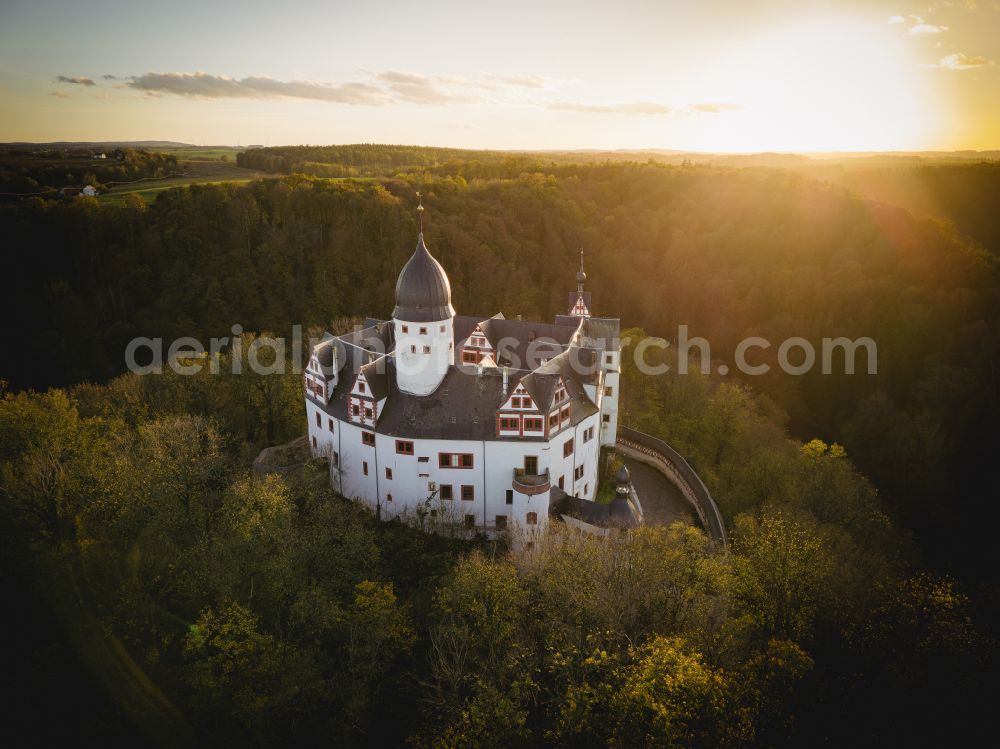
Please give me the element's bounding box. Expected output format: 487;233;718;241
526;511;538;525
603;414;611;423
423;345;431;354
461;485;474;501
440;484;453;500
401;325;409;333
439;325;446;333
604;386;613;397
362;431;375;446
419;327;428;335
606;354;613;364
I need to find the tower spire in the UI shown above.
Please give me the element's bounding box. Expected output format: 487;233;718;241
576;248;587;294
416;190;424;234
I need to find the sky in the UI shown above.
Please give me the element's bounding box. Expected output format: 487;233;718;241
0;0;997;152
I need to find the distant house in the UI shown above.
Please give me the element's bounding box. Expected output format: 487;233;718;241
91;153;106;159
60;185;99;197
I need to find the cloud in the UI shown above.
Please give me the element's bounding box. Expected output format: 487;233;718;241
548;100;672;115
56;75;95;86
103;74;120;80
127;71;392;104
909;23;949;33
929;52;995;68
689;102;741;113
374;70;482;104
483;73;550;89
888;15;906;23
49;91;70;98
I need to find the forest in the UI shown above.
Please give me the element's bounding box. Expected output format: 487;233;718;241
2;154;998;746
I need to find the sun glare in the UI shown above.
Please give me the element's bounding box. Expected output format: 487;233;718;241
679;17;941;152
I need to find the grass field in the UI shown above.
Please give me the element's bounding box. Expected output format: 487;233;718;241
98;160;269;204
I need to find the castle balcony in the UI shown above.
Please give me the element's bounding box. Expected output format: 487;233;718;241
512;467;550;496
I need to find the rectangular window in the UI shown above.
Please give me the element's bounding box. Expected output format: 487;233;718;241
526;511;538;525
462;350;478;364
605;386;613;397
363;461;368;476
603;414;611;423
548;413;559;429
410;345;417;354
563;438;574;458
440;325;446;333
461;485;474;501
359;382;365;393
464;514;476;529
500;416;519;430
422;345;431;354
419;327;428;335
385;467;392;480
401;325;409;333
315;412;321;427
524;417;543;431
387;493;393;502
312;436;317;448
561;406;570;421
362;431;375;446
440;484;453;500
439;452;474;469
574;465;584;480
396;440;414;455
328;418;334;432
352;404;360;416
332;451;339;466
495;515;508;530
558;475;565;489
606;354;613;364
505;489;513;505
364;407;373;419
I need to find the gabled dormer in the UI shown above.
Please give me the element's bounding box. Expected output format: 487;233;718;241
304;340;337;406
461;321;495;365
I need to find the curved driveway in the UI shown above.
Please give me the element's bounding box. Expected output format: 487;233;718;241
624;457;697;528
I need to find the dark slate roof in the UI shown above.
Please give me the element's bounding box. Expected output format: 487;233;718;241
549;488;640;528
478;317;579;371
393;233;455;322
375;365;506;440
305;307;614;441
359;359;390;401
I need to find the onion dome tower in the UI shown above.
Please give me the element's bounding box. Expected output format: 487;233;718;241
393;193;456;396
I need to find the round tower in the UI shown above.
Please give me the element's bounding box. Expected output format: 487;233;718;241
393;203;455;395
